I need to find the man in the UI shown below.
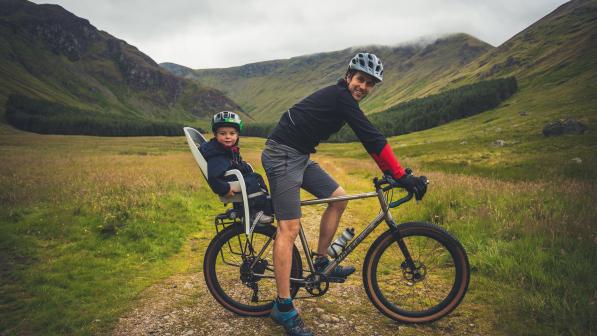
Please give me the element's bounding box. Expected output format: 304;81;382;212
261;52;427;336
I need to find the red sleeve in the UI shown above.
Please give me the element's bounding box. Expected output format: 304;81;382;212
370;143;406;179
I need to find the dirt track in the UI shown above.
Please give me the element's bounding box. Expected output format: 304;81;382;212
113;208;495;336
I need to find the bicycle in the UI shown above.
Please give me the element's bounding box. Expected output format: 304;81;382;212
203;174;470;323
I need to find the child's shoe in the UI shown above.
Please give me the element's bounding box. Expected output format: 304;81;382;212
252;211;274;225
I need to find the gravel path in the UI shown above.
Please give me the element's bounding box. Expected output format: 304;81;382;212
112;207;495;336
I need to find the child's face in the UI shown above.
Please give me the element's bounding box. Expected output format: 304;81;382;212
215;126;239;148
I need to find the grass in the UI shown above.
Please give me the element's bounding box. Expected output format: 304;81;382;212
2;3;595;333
0;128;596;335
310;155;596;335
0;132;220;334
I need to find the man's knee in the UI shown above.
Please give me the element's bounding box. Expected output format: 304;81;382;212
277;219;301;241
329;186;348;211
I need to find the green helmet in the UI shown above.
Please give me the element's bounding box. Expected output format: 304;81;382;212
211;111;243;132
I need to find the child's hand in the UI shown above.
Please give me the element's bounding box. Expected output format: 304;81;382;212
225;188;235;198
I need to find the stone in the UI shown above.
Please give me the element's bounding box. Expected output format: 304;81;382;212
494;140;506;147
571;157;582;164
519;111;528;116
543;118;588;137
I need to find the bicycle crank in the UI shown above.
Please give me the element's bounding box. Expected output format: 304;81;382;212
304;274;329;296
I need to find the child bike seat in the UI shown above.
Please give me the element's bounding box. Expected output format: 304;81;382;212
183;127;265;234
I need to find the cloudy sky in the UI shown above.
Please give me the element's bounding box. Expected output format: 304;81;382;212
33;0;567;69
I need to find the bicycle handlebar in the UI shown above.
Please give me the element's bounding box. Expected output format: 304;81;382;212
389;192;414;208
373;168;428;208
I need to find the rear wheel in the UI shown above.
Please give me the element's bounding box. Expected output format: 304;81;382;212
203;224;303;316
363;222;470;323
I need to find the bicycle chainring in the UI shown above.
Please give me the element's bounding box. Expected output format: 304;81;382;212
304;274;329;296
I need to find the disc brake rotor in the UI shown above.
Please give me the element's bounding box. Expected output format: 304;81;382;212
401;260;427;282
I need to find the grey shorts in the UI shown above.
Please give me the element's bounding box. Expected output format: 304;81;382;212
261;139;339;220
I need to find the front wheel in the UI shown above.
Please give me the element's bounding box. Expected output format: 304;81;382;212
363;222;470;323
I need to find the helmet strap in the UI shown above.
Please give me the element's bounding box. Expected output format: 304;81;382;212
345;69;356;81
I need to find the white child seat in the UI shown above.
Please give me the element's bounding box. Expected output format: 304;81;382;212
183;127;265;235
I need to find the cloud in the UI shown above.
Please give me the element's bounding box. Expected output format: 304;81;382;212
32;0;567;69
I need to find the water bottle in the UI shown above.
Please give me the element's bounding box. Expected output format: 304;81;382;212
327;228;355;259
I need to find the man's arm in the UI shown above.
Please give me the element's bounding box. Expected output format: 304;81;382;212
339;97;406;179
370;142;406;179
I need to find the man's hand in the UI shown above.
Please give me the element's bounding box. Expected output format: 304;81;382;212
395;174;428;200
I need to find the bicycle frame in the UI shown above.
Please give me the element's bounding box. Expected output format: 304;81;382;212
250;180;415;285
205;175;470;322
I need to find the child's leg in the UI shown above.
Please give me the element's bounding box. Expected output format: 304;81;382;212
255;173;269;193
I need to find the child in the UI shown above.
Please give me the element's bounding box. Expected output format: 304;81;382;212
199;111;273;223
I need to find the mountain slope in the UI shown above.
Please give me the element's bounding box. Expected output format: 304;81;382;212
434;0;597;133
427;0;597;99
162;0;597;181
0;0;240;127
163;33;493;121
312;0;597;182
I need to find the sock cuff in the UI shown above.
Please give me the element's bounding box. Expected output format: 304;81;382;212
277;296;292;304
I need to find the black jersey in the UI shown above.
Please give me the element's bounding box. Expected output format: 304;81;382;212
269;79;387;155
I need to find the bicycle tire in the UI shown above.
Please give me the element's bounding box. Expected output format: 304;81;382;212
203;224;303;316
363;222;470;323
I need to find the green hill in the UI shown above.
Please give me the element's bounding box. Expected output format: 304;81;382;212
162;33;493;121
161;0;596;140
313;0;597;182
0;0;241;132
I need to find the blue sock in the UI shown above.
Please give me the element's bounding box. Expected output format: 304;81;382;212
275;296;294;312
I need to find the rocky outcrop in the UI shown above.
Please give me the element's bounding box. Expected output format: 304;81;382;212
0;0;241;121
1;0;99;61
542;118;588;136
183;88;242;118
106;39;183;104
480;56;520;79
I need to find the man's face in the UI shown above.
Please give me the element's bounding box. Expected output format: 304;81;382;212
347;71;377;102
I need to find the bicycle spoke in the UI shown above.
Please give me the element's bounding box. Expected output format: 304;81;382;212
373;230;458;314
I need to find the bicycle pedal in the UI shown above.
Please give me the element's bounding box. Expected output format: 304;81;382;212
326;277;346;283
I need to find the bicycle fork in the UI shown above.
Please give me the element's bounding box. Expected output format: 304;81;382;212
378;188;419;278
